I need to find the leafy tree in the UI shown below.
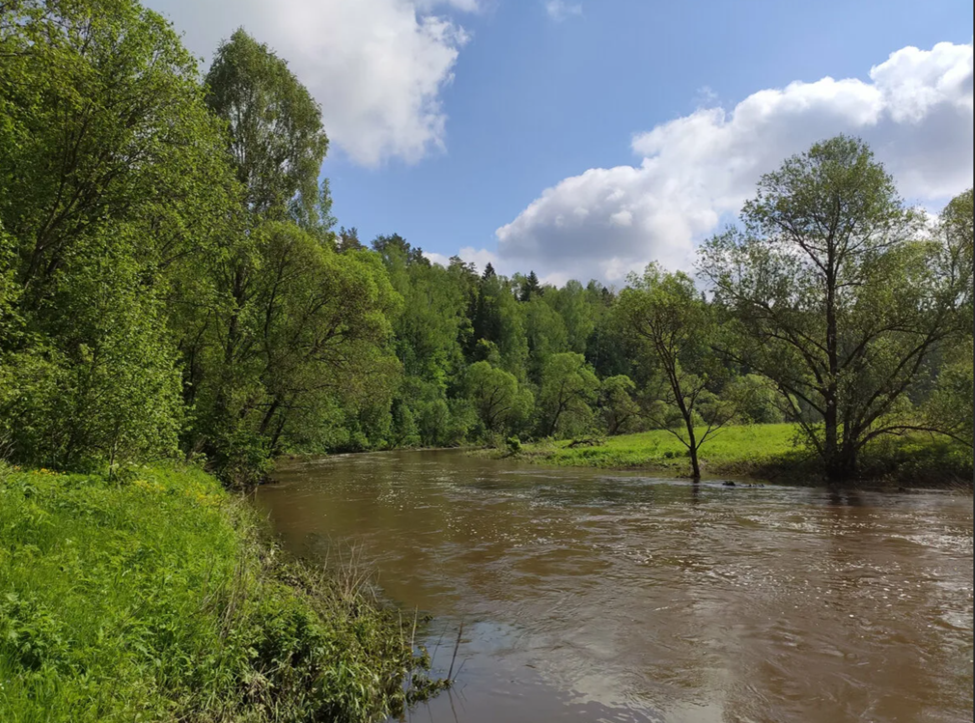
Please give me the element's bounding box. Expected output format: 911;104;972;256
174;29;401;481
598;375;642;436
337;227;363;254
616;264;732;478
205;29;328;222
0;0;231;469
584;284;633;380
469;269;529;379
723;374;784;425
544;281;595;354
700;137;972;480
923;343;974;449
537;353;599;438
466;362;533;435
523;296;569;383
921;190;973;448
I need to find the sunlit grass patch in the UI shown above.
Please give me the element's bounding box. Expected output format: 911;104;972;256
0;463;442;723
518;424;972;486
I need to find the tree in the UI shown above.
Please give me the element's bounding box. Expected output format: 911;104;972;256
337;227;363;254
537;353;599;438
699;137;972;480
0;0;232;469
598;375;642;436
466;362;532;435
544;280;595;354
205;29;329;222
519;271;542;302
523;296;569;383
723;374;784;425
922;190;974;448
173;29;403;482
923;342;973;449
616;264;731;479
468;269;529;379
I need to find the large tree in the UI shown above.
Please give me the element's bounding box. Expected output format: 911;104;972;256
700;137;972;480
174;29;399;482
466;361;532;435
204;29;329;223
537;353;599;438
0;0;232;468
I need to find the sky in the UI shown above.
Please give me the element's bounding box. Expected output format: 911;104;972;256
146;0;974;286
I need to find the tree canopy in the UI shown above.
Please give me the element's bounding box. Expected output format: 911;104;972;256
0;1;970;485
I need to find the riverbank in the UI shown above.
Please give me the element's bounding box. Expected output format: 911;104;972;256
507;424;973;487
0;463;443;723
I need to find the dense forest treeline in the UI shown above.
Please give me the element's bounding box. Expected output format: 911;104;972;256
1;0;972;485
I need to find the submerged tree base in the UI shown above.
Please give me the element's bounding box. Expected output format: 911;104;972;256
0;463;444;723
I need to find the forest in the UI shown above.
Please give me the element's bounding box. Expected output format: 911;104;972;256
1;0;972;486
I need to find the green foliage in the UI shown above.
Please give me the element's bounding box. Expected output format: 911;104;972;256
724;374;785;425
0;0;231;470
468;268;529;378
0;465;438;722
537;353;600;438
466;361;533;436
616;263;731;476
524;296;569;382
924;340;974;448
543;281;595;355
205;29;329;222
598;375;643;436
700;137;973;479
0;2;969;488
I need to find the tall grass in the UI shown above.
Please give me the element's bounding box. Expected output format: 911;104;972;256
0;463;443;722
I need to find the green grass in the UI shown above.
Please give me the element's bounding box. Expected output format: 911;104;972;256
517;424;973;486
521;424;803;477
0;463;442;723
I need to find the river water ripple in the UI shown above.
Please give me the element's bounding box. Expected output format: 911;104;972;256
255;450;973;723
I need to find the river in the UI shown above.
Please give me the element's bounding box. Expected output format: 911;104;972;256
254;450;973;723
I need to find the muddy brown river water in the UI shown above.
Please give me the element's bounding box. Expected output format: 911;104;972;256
254;450;973;723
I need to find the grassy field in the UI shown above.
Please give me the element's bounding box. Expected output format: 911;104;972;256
0;464;442;723
516;424;973;486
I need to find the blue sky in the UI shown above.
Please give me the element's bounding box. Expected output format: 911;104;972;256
149;0;974;284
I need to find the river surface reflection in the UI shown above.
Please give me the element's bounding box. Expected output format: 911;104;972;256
254;450;973;723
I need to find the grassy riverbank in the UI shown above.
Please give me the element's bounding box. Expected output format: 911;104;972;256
0;464;441;723
513;424;973;486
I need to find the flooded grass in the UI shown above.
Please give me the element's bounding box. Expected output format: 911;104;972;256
0;463;442;723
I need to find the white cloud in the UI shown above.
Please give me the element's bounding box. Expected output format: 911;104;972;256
148;0;477;166
544;0;582;22
492;41;974;284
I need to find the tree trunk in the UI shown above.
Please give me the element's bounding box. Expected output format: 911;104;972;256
824;250;842;481
684;415;701;480
826;442;857;482
689;446;702;480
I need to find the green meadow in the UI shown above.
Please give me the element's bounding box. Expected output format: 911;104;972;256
517;424;972;486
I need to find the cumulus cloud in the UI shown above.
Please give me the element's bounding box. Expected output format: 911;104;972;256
148;0;476;166
544;1;582;22
489;41;973;284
